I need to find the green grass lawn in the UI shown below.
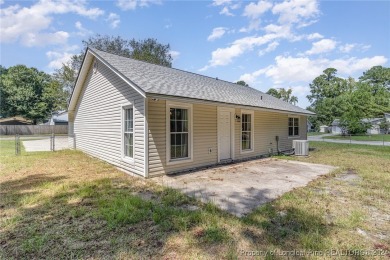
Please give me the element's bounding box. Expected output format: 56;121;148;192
323;134;390;142
1;140;389;258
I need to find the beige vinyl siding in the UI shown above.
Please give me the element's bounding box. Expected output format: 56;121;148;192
148;98;308;176
234;109;307;159
148;99;217;176
72;59;145;176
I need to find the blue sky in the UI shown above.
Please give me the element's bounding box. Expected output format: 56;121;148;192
1;0;389;109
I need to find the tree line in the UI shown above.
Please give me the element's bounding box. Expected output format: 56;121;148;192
0;35;173;124
306;66;390;134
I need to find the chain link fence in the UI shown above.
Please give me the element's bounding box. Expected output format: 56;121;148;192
309;133;390;146
13;134;69;155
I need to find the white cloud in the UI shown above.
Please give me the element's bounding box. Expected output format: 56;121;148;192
169;50;180;61
239;19;261;33
212;0;231;6
240;55;388;86
46;45;79;70
339;43;371;53
290;85;311;98
75;21;92;36
0;0;104;46
272;0;319;26
230;2;241;10
339;43;354;53
243;1;272;19
23;31;69;47
47;51;73;69
202;20;305;70
220;6;234;16
106;13;120;28
305;39;337;55
307;32;323;40
239;1;272;32
258;41;279;56
200;33;279;70
207;27;227;41
116;0;161;11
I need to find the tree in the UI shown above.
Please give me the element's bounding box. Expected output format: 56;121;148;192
236;80;249;86
0;65;66;124
55;35;173;103
279;88;298;105
359;65;390;91
339;82;377;134
307;68;349;105
130;38;172;67
306;66;390;132
0;65;7;76
53;61;77;100
306;69;353;129
266;88;281;98
379;118;390;134
266;87;298;105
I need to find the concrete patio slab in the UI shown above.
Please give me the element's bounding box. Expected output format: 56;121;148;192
153;158;336;217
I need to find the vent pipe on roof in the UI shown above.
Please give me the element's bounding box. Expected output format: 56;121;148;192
216;77;218;80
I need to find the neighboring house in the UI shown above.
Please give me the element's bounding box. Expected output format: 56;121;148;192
48;111;68;125
307;121;314;132
362;118;382;135
0;116;32;125
319;125;328;133
68;48;314;178
331;119;343;134
331;115;390;135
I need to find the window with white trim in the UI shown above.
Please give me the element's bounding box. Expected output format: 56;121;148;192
170;108;189;160
123;107;134;158
288;117;299;137
241;113;253;151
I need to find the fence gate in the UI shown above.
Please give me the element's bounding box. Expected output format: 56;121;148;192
13;134;70;154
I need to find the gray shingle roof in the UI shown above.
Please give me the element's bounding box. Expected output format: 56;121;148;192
91;48;314;115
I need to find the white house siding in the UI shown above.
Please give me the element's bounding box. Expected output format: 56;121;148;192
148;98;308;176
72;59;145;176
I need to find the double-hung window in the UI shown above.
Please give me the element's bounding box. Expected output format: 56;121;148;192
123;107;134;158
167;103;192;163
170;108;189;159
288;117;299;137
241;111;254;152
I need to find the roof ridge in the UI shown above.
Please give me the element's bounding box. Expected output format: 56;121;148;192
89;47;260;92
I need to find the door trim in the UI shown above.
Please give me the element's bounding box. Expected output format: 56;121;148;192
217;107;235;162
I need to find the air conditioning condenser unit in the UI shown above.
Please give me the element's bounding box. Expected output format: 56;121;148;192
293;140;309;156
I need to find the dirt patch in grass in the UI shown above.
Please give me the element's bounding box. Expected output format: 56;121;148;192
335;168;362;185
1;141;390;258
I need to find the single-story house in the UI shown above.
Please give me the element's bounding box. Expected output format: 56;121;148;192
68;48;315;178
47;111;68;125
362;117;382;135
331;115;390;135
307;121;314;132
330;119;343;134
0;116;32;125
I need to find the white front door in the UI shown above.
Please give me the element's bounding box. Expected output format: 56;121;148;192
218;111;232;160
